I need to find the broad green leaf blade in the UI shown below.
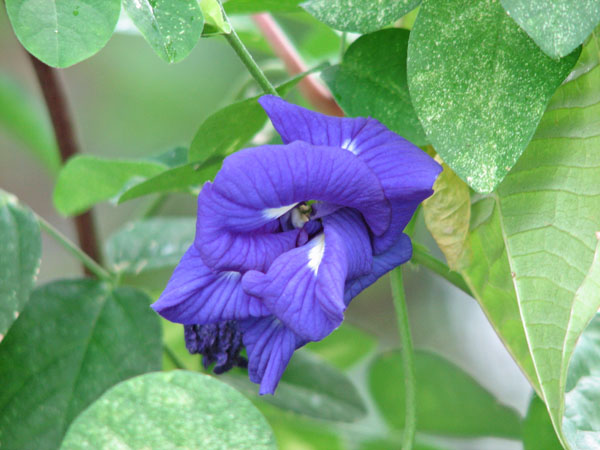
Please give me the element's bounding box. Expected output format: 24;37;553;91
460;197;541;394
122;0;204;63
188;75;304;163
369;350;522;438
407;0;579;193
322;29;427;146
61;371;275;449
460;31;600;446
117;159;220;202
53;155;166;215
0;191;41;339
501;0;600;59
422;159;471;270
0;280;162;450
0;75;60;174
302;0;421;33
105;217;195;274
524;395;562;450
225;351;367;422
563;313;600;448
5;0;120;67
304;323;376;370
224;0;302;14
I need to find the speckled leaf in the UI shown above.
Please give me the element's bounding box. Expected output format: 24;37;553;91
563;313;600;448
105;217;195;274
459;31;600;447
188;74;304;163
407;0;579;193
122;0;204;63
0;191;41;340
368;350;522;437
501;0;600;59
0;75;60;175
0;280;162;450
423;159;471;270
53;155;166;215
302;0;421;33
61;371;276;450
224;351;367;422
5;0;120;67
322;29;426;146
224;0;302;14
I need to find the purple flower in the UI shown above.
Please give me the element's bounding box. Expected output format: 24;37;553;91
152;96;442;394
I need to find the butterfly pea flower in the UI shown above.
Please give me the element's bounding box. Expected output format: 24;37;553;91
152;96;442;394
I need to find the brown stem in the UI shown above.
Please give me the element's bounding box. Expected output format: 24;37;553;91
28;54;101;276
251;13;344;117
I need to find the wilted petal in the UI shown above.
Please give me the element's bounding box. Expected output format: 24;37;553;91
239;316;304;395
203;141;390;235
260;95;441;253
152;246;269;324
242;224;349;341
344;233;413;303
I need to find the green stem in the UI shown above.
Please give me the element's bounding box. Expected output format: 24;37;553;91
38;215;113;282
412;243;473;297
390;268;416;450
220;4;278;96
164;345;186;370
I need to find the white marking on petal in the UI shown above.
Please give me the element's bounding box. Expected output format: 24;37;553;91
307;233;326;275
262;203;298;220
221;271;241;280
341;138;358;155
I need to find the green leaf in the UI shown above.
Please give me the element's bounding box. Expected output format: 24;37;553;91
122;0;204;63
105;217;195;274
61;371;276;449
0;75;60;174
460;197;541;394
422;159;471;270
200;0;231;34
523;394;562;450
302;0;420;33
5;0;121;67
460;31;600;446
0;280;162;450
0;191;41;340
501;0;600;59
322;29;426;146
53;155;166;215
224;0;303;14
563;312;600;448
188;75;304;163
304;323;376;370
407;0;579;193
360;438;447;450
369;350;522;438
117;158;221;203
225;351;367;422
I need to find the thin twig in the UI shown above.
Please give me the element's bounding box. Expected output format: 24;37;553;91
251;13;344;116
28;54;102;276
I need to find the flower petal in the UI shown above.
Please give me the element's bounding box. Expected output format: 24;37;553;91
322;208;372;280
151;246;269;324
242;224;349;341
344;233;413;304
196;182;300;273
239;316;304;395
204;140;391;235
259;95;442;253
